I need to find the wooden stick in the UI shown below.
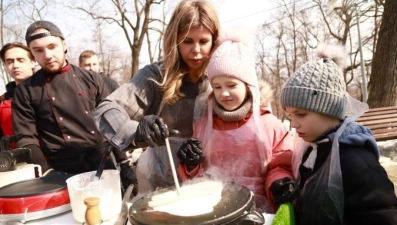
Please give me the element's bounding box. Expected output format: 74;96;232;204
165;137;181;195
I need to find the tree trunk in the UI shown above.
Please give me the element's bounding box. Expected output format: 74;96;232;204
367;0;397;107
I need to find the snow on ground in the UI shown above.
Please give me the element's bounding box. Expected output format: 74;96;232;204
378;140;397;195
378;139;397;162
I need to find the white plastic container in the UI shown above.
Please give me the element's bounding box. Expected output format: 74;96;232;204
0;163;42;188
66;169;122;223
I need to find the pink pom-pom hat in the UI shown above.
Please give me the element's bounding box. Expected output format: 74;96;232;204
207;27;258;88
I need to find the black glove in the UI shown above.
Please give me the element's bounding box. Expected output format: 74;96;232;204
270;177;299;206
177;138;204;166
119;161;137;195
26;144;51;173
135;115;169;147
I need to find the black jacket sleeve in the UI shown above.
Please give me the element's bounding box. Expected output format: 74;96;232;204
25;144;51;174
341;143;397;225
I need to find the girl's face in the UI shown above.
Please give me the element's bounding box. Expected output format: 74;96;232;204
212;76;248;111
285;107;340;142
178;26;213;80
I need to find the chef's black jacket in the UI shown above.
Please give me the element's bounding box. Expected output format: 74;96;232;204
12;63;114;174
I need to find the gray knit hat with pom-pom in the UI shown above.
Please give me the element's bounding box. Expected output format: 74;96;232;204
280;45;347;120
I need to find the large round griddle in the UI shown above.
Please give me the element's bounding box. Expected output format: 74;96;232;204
129;183;260;225
0;174;72;222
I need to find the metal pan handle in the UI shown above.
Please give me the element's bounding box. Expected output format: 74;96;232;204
240;207;265;224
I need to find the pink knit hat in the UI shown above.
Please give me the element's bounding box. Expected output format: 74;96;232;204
207;27;258;88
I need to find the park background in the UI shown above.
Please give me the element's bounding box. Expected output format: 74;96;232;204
0;0;396;192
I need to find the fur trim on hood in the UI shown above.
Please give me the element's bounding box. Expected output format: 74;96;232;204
259;80;273;108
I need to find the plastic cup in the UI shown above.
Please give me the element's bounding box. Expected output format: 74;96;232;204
66;169;122;223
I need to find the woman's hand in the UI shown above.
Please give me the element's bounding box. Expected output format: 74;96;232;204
134;115;169;147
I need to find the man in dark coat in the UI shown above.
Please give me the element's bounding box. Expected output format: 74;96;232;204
78;50;119;91
12;20;115;176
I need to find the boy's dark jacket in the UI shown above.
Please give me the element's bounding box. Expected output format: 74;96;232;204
296;121;397;225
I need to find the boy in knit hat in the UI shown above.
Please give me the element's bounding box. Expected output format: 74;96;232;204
176;27;298;213
280;45;397;224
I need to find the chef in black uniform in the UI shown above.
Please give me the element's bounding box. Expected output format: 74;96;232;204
12;20;115;175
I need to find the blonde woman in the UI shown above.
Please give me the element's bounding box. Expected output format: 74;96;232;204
93;0;220;196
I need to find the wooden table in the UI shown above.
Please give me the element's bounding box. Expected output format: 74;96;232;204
21;210;275;225
23;211;119;225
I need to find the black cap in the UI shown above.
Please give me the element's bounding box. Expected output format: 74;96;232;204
25;20;64;46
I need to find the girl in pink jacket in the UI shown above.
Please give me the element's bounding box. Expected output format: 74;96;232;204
177;28;298;213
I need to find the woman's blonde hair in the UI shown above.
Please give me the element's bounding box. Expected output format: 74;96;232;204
160;0;220;104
